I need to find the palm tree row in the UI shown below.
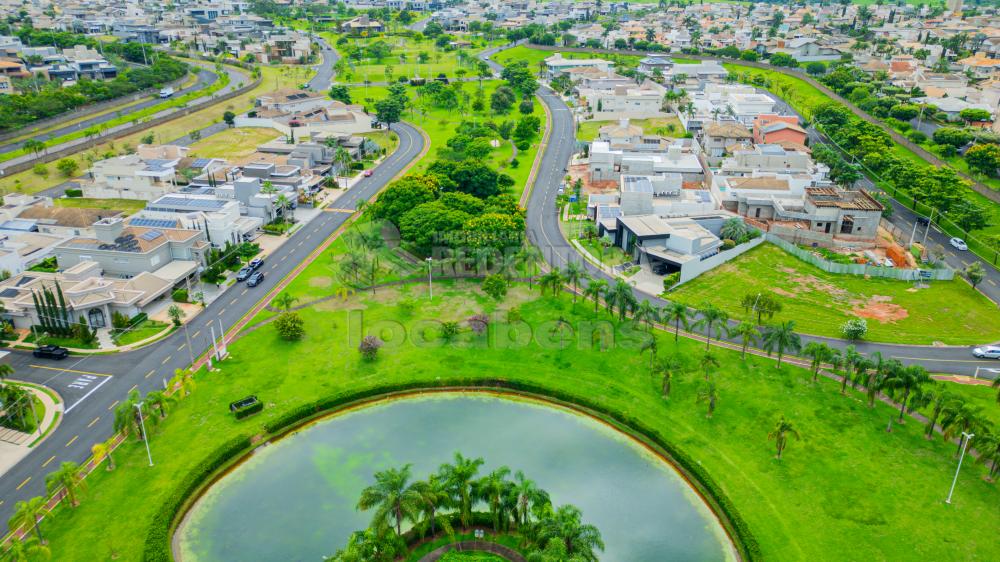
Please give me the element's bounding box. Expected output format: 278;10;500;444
335;452;603;561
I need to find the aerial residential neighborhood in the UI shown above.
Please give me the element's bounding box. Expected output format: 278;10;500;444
0;1;997;561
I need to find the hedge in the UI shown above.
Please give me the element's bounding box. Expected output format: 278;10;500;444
64;188;83;198
155;381;760;561
233;401;264;419
171;289;188;303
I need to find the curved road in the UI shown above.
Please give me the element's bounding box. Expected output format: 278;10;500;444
479;45;1000;380
0;65;220;155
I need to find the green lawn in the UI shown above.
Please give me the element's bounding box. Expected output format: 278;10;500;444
670;243;1000;345
112;320;172;347
28;279;1000;561
576;116;682;141
54;198;147;214
189;127;283;161
326;33;494;82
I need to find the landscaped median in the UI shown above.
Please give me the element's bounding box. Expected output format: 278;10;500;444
19;281;1000;561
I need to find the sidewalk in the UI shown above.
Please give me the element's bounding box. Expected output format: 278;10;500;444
0;383;63;475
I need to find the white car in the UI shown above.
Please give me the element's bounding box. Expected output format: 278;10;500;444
950;237;968;251
973;346;1000;359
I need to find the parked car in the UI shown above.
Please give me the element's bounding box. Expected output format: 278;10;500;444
33;345;69;360
973;346;1000;359
246;271;265;287
883;258;895;268
248;257;264;270
950;237;968;251
363;169;373;177
236;267;253;281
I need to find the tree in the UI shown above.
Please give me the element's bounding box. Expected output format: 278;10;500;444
167;304;185;327
941;402;984;456
9;496;48;545
693;304;728;351
841;318;868;340
490;86;516;114
633;300;658;331
357;464;422;537
760;321;801;369
113;390;148;440
272;292;298;312
55;158;78;177
964;262;986;289
583;278;607;315
375;96;405;130
534;504;604;560
884;365;930;422
512;470;547;528
965;143;1000;177
223;110;236;127
144;390;175;419
888;104;919;121
169;368;196;399
329;84;352;104
730;321;759;359
91;440;115;471
605;280;636;322
740;292;782;324
949;200;991;233
697;381;719;417
3;535;50;561
768;416;800;459
806;61;826;75
923;388;959;438
932;127;972;148
562;262;588;304
959;108;991;124
412;475;452;537
802;341;833;382
538;270;565;298
719;218;748;242
661;302;688;342
474;466;512;531
482;274;508;300
45;461;83;508
22;139;45;157
439;452;484;528
188;129;201;142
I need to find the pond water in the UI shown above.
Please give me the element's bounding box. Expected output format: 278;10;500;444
176;393;737;561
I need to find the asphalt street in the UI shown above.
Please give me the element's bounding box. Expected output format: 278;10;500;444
0;67;219;155
0;116;422;522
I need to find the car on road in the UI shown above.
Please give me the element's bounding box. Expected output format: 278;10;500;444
363;169;373;177
246;271;265;287
236;267;253;281
248;257;264;270
916;216;930;226
33;345;69;360
950;237;968;251
973;346;1000;359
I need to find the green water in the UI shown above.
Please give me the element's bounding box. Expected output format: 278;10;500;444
177;394;736;561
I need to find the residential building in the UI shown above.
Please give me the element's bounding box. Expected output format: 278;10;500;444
340;15;384;35
135;193;263;247
544;53;613;77
701;121;753;158
83;149;189;201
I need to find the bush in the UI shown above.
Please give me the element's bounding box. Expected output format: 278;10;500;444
906;130;928;143
721;239;736;251
841;318;868;340
172;289;189;303
662;272;680;291
350;161;365;171
515;140;530;151
481;274;508;300
234;401;264;419
359;335;383;360
64;188;83;197
274;311;305;340
509;158;520;168
32;164;49;178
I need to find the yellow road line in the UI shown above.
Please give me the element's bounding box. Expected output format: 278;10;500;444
129;384;138;392
65;435;78;447
107;400;119;411
41;456;56;468
15;477;30;490
145;370;155;379
28;365;111;377
87;417;100;428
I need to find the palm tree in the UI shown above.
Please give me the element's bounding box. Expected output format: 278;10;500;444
273;292;298;311
659;365;673;398
562;262;588;303
700;352;719;381
517;245;542;287
605;280;635;322
583;279;607;315
841;346;862;394
883;365;930;422
993;377;1000;405
697;381;719;417
923;388;959;438
730;321;759;359
942;402;984;456
439;452;484;528
768;416;801;460
92;440;115;471
538;270;564;297
474;466;511;531
3;535;50;561
333;147;353;186
535;504;604;560
169;368;196;398
801;341;832;382
357;464;422;536
512;470;547;528
975;432;1000;481
661;302;688;342
113;390;148;441
144;390;176;420
413;475;452;537
760;321;801;369
45;461;83;508
0;363;13;380
9;496;48;545
633;300;658;331
693;303;728;351
827;349;843;388
641;336;658;370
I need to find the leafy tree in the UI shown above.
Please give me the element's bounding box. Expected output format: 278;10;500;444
222;111;236;127
370;175;441;226
490;86;516;114
959;108;991;123
55;158;78;177
965;143;1000;177
948;200;991;232
91;440;115;471
768;52;798;67
933;127;972;148
805;61;826;75
167;304;185;327
889;104;919;121
768;417;801;459
964;262;986;289
374;96;405;130
274;311;305;340
841;318;868;340
329;84;352;104
481;274;508;300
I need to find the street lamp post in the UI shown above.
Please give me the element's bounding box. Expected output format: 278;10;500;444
183;322;194;365
426;257;433;299
136;402;153;467
945;431;974;504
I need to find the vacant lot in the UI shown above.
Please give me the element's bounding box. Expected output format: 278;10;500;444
576;116;683;141
670;243;1000;345
189;127;282;161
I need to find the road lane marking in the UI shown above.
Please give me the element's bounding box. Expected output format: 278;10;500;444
192;330;201;339
129;384;138;392
177;343;186;352
161;355;171;365
240;289;247;296
16;477;30;490
87;417;100;428
28;365;111;377
41;456;56;468
64;375;114;414
107;400;119;411
990;279;998;287
892;356;995;363
230;297;238;306
146;369;155;379
219;308;226;315
65;435;78;447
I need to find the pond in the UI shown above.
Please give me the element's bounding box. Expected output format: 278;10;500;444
176;393;737;561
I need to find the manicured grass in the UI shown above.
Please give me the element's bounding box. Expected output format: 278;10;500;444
189;127;283;161
54;198;147;214
406;532;523;561
23;332;98;350
29;280;1000;562
112;320;172;347
721;63;829;119
670;243;1000;345
576;116;682;141
325;33;495;82
492;46;641;73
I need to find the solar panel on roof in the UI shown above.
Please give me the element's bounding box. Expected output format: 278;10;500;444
130;218;178;229
190;158;212;168
139;230;163;241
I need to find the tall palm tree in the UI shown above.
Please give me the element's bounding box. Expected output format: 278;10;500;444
883;365;930;422
0;363;13;381
9;496;48;544
697;381;719;417
512;470;548;528
730;321;759;359
942;402;984;456
413;475;452;537
535;504;604;561
517;245;542;287
562;262;588;303
693;303;728;351
768;416;801;460
538;270;565;297
641;336;658;370
923;388;959;438
606;280;635;322
802;341;832;381
827;349;843;388
474;466;512;531
700;352;719;381
144;390;176;420
661;302;688;342
113;390;148;441
357;464;423;536
3;535;50;561
760;321;801;369
633;300;658;331
583;279;607;315
993;376;1000;405
45;462;84;508
975;433;1000;481
439;452;484;528
841;346;862;395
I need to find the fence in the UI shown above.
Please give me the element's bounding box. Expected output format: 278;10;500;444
765;234;954;281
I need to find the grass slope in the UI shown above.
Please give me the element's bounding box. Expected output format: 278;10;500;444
670;243;1000;345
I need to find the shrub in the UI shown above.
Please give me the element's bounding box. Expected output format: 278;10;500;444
234;401;264;419
56;158;79;177
274;311;305;340
841;318;868;340
350;161;365;171
721;239;736;251
359;335;383;360
515;140;530;151
467;313;489;335
32;164;49;178
172;288;189;303
64;188;83;197
906;130;928;143
440;321;460;342
506;306;522;323
662;272;680;291
509;158;520;168
481;274;508;300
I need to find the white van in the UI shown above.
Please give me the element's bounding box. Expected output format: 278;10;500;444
159;87;174;98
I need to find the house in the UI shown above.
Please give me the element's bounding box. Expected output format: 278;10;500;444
701;121;753;157
720;144;824;179
0;231;66;274
590;140;704;184
637;54;674;76
773;37;841;62
0;75;14;94
544;53;613;77
340;15;384;35
605;214;726;277
16;206;123;238
586;81;669;119
135;193;263;248
0;60;30;79
240;90;374;136
957;53;1000;79
753;114;808;148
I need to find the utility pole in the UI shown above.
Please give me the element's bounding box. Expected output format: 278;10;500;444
137;402;153;466
426;257;433;298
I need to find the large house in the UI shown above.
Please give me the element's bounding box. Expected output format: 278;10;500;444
544;53;613;77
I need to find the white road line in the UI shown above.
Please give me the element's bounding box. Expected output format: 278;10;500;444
64;375;113;414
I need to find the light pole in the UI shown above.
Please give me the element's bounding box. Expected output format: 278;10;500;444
136;402;153;467
426;257;433;299
183;322;194;365
945;431;973;504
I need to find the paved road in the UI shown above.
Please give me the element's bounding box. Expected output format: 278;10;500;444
0;122;423;522
307;36;339;91
481;45;1000;381
0;66;219;155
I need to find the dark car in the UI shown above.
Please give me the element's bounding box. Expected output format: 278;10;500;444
246;271;265;287
33;345;69;360
248;257;264;270
236;267;253;281
915;216;930;226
